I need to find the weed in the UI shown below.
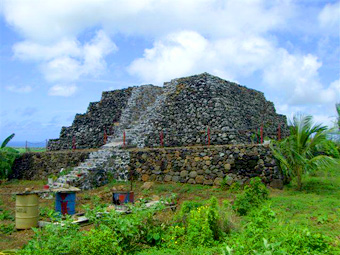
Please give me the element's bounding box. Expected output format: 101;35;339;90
82;193;91;200
0;209;14;221
0;223;15;234
91;195;101;204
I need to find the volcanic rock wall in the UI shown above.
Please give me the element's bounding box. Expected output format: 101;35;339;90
48;88;134;150
11;150;92;180
140;73;289;147
128;144;283;188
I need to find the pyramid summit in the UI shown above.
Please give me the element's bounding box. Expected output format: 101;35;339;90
48;73;289;150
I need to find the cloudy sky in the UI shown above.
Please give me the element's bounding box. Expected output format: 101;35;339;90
0;0;339;143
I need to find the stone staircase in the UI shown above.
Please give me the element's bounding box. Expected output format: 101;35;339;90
49;85;163;190
51;142;130;190
110;80;178;148
50;82;177;190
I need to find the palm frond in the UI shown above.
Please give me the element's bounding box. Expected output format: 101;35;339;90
1;133;15;149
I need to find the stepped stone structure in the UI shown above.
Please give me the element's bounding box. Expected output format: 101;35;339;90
46;73;289;189
48;73;288;150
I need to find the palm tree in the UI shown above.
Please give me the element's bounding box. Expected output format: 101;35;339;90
270;114;339;190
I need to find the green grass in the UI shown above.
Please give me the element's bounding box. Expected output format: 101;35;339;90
270;175;340;241
11;147;46;153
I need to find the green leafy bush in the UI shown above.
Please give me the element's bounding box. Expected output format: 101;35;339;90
84;201;167;253
79;225;122;255
228;181;242;192
314;140;340;158
232;177;268;215
20;218;81;255
165;196;230;248
224;204;338;254
186;205;215;246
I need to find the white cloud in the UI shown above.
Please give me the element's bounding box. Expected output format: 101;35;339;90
275;102;337;129
13;30;117;88
129;29;339;112
318;1;340;35
2;0;291;42
129;31;276;84
13;39;82;61
48;84;77;97
42;57;82;83
82;30;117;76
5;85;32;93
129;31;209;84
263;52;339;105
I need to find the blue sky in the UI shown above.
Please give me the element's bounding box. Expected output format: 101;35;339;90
0;0;339;143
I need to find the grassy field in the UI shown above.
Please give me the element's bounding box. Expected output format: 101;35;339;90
0;167;339;253
10;147;46;153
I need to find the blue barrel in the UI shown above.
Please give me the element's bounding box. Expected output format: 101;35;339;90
112;191;134;205
55;192;76;215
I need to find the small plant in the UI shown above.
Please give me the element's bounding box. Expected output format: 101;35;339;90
91;195;101;204
21;218;81;254
220;176;233;190
39;206;60;221
0;223;15;234
0;209;14;221
232;177;268;215
82;193;91;200
228;181;242;193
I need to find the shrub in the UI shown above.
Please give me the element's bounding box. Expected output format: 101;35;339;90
232;177;268;215
20;218;81;255
186;205;215;246
224;205;337;254
228;181;242;192
314;140;340;159
175;200;204;224
166;196;231;248
79;225;122;255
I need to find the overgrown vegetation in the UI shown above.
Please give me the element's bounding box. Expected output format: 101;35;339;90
15;174;339;254
0;133;20;179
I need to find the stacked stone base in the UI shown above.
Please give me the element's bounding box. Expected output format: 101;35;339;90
128;144;283;188
12;144;284;190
